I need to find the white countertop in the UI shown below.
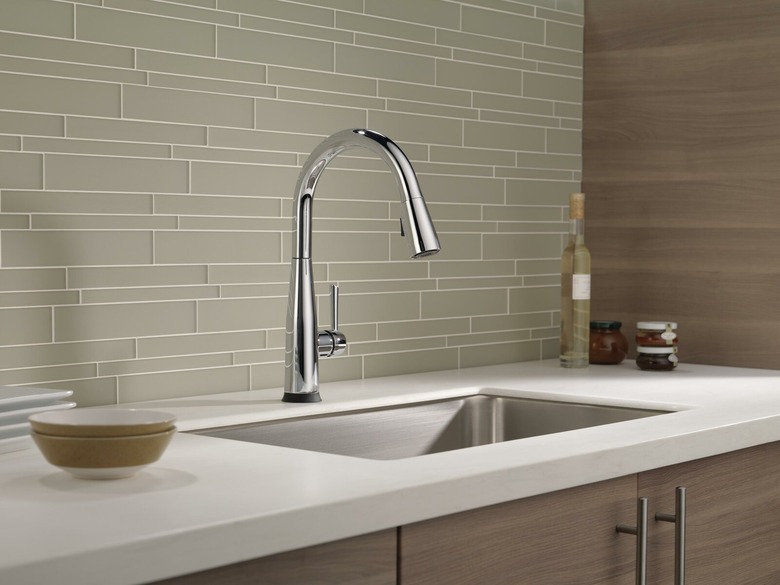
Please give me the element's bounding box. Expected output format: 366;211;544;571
3;359;780;585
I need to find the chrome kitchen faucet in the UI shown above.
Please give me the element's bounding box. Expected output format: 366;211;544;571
283;129;441;403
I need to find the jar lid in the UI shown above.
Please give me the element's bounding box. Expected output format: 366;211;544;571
637;345;678;354
637;321;678;330
590;320;622;330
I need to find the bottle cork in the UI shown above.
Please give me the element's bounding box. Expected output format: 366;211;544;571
569;192;585;220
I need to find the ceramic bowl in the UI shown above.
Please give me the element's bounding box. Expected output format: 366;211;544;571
31;428;176;480
29;409;176;438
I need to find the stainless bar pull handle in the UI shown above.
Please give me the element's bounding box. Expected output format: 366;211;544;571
656;486;687;585
330;283;340;331
617;497;649;585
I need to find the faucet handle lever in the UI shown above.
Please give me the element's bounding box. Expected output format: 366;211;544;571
317;283;347;358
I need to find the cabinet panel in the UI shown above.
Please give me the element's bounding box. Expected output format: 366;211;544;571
640;442;780;585
400;476;637;585
151;529;396;585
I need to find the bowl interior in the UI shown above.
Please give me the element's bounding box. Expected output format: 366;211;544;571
29;409;176;437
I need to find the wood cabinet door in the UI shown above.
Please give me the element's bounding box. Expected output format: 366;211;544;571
151;529;396;585
400;475;638;585
640;442;780;585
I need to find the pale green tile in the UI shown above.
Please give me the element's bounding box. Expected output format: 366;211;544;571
76;5;216;56
0;339;134;368
478;109;560;128
0;0;73;37
24;137;170;159
556;0;584;15
149;73;275;99
69;265;207;289
421;289;507;319
318;355;363;385
138;50;265;83
364;347;458;378
221;283;289;298
46;154;188;193
35;377;117;407
483;233;562;260
220;0;333;25
473;92;554;116
269;67;377;97
123;85;254;129
561;118;582;130
218;26;333;70
351;336;446;356
525;274;559;286
547;128;581;154
0;364;96;386
0;111;64;137
496;221;567;234
462;5;544;44
453;49;536;72
483;205;562;222
0;55;145;84
447;330;527;347
54;301;197;342
0;152;42;188
435;220;496;233
118;365;250;402
0;31;134;68
328;261;427;282
82;285;220;304
316;199;389;220
0;290;79;308
438;276;524;290
437;30;525;59
287;166;397;203
464;120;546;151
234;348;284;365
538;6;584;23
427;203;481;221
515;151;581;171
497;167;576;180
249;362;284;390
386;98;478;121
241;13;350;43
378;80;470;107
0;134;22;150
366;112;462;150
506;179;579;205
138;330;264;358
339;12;434;43
178;216;288;231
176;149;291;170
0;307;52;345
278;87;385;110
0;268;65;292
516;258;562;275
457;0;536;15
356;33;450;60
336;44;435;84
524;71;582;102
0;214;27;229
525;43;583;67
256;97;366;135
460;340;541;368
67;117;207;146
2;231;152;267
191;160;298;197
509;285;560;313
208;127;317;153
335;279;436;294
472;312;552;333
531;326;559;340
364;0;459;30
105;0;237;25
436;59;522;96
541;337;559;359
198;297;287;332
208;264;298;284
546;20;583;51
155;231;281;264
431;260;514;278
377;317;469;340
100;353;232;377
155;194;280;218
340;292;420;324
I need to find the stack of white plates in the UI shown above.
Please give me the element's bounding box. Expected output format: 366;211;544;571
0;386;76;454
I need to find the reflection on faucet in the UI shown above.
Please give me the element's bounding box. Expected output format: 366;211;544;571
283;129;441;403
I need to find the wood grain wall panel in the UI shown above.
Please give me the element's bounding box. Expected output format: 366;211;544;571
583;0;780;369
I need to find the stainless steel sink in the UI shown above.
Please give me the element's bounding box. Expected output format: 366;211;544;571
193;394;669;460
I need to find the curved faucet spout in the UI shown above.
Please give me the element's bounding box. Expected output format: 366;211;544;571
284;129;441;403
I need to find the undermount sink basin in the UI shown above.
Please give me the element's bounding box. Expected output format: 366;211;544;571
194;393;669;460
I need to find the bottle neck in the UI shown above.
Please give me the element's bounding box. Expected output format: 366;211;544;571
569;218;585;242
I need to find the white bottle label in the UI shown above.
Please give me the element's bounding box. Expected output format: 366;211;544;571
572;274;591;300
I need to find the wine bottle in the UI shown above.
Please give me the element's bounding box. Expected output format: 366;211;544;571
560;192;591;368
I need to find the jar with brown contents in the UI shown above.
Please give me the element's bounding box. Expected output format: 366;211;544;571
589;320;628;365
635;321;678;347
636;346;679;371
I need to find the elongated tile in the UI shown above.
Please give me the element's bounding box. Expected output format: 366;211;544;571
138;330;265;358
364;347;458;378
0;152;42;189
0;268;66;292
197;297;288;332
0;31;133;67
2;231;152;267
0;111;63;137
0;307;52;346
0;0;73;37
0;72;120;117
46;154;189;193
421;289;507;319
0;339;134;369
118;365;250;402
155;231;281;264
459;339;541;368
218;26;333;70
67;117;207;146
68;265;207;289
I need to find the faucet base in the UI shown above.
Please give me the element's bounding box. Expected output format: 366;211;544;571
282;391;322;403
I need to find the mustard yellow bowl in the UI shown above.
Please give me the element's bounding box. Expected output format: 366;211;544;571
31;428;176;480
29;409;176;438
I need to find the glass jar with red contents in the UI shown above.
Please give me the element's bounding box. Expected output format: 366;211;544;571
589;320;629;365
636;322;678;347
